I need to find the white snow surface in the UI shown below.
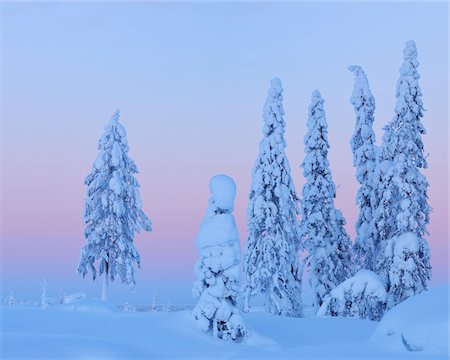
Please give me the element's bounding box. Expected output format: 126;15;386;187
209;174;236;212
372;285;448;357
2;287;447;359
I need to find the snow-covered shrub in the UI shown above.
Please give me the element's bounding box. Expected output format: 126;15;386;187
243;78;301;317
318;270;386;321
348;66;378;271
373;41;431;307
193;175;246;341
78;110;152;301
299;90;354;311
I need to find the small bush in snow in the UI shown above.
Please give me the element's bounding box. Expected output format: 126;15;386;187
318;270;386;321
193;175;246;342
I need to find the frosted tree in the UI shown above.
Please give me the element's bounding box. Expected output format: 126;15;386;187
78;110;152;301
151;290;158;312
41;278;48;309
243;78;301;317
193;175;246;342
6;292;15;306
373;41;431;307
349;66;378;271
299;90;354;312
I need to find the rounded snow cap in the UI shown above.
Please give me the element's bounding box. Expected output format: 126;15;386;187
209;174;236;212
270;77;283;92
403;40;417;60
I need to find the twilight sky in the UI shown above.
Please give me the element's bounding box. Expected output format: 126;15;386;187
1;2;448;303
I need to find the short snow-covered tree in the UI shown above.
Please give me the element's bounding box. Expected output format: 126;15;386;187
317;270;386;321
78;110;152;301
349;66;378;271
41;278;48;309
243;78;302;317
151;290;158;312
373;41;431;307
299;90;354;312
192;175;246;342
5;292;15;306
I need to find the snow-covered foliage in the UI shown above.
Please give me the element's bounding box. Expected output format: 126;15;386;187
349;66;378;271
192;175;246;341
299;90;354;311
318;270;386;321
78;110;152;299
380;232;430;308
372;41;431;307
243;78;301;317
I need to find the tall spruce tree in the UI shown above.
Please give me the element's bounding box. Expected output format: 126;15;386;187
373;41;431;307
349;66;378;271
299;90;354;311
243;78;302;317
78;110;152;301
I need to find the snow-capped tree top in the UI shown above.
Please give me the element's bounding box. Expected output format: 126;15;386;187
270;77;283;92
262;77;285;136
348;65;377;182
401;41;419;72
209;175;236;212
348;66;375;117
302;90;332;186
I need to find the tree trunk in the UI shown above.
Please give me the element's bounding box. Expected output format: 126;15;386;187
101;262;109;302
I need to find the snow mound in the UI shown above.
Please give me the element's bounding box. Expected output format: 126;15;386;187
318;270;386;321
71;300;117;313
209;174;236;212
372;286;448;357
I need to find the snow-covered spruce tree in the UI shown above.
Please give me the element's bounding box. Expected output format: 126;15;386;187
78;110;152;301
192;175;246;342
349;66;378;271
243;78;301;317
373;41;431;308
299;90;354;312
